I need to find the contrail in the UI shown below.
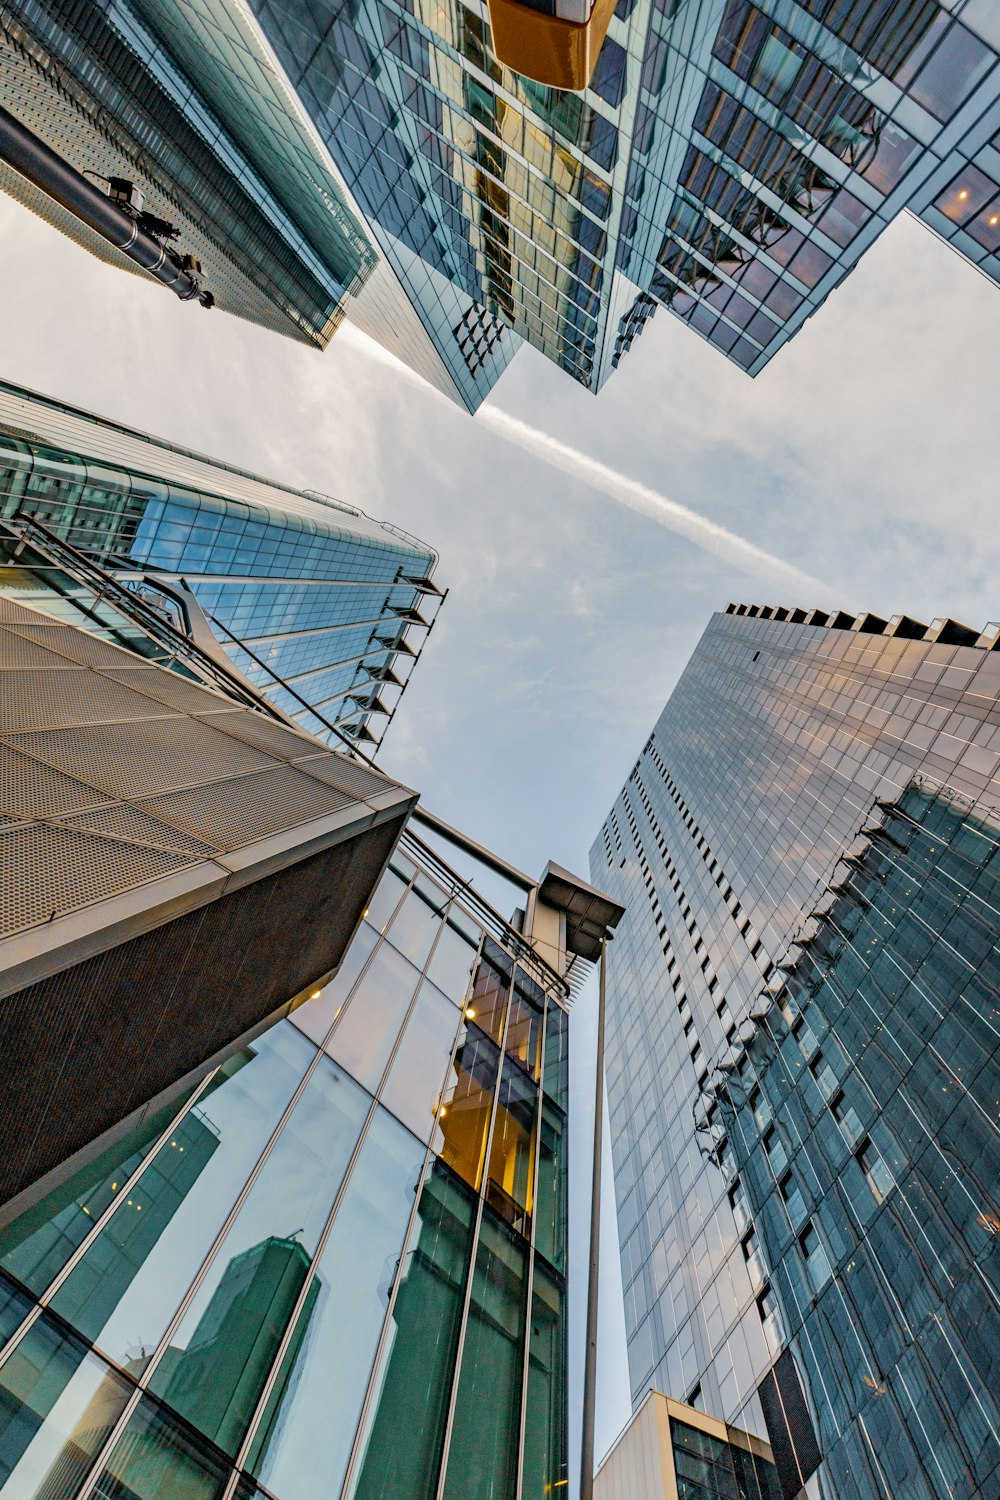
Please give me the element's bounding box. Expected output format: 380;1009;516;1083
341;324;839;605
477;405;836;606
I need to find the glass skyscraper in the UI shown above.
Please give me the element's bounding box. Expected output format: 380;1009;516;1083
590;602;1000;1498
0;818;584;1500
5;0;999;406
0;378;442;751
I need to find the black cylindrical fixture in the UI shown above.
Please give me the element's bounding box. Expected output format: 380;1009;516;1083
0;103;206;303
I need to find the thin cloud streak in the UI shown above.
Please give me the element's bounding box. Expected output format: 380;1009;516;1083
478;404;841;605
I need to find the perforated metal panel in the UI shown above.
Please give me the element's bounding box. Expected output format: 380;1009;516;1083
0;596;411;944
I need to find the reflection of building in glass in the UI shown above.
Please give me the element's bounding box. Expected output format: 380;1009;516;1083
596;1391;781;1500
0;814;620;1498
5;0;998;405
0;0;377;345
0;378;442;750
591;603;1000;1499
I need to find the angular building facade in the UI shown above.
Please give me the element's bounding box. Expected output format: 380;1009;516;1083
4;0;999;406
0;378;442;751
590;603;1000;1499
0;810;596;1500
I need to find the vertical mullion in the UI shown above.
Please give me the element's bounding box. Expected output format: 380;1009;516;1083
433;955;519;1500
514;984;551;1500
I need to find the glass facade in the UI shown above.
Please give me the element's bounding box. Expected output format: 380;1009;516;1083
0;838;571;1499
0;0;377;345
713;783;1000;1500
0;379;441;750
590;604;1000;1497
238;0;1000;402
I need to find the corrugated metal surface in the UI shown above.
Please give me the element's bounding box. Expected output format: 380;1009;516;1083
595;1393;673;1500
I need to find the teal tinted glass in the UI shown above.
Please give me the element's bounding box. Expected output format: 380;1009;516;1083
441;1207;527;1500
249;1108;424;1499
521;1261;567;1500
0;1089;197;1297
49;1027;314;1365
94;1397;230;1499
148;1055;370;1454
0;1317;131;1496
348;1164;476;1500
535;1097;567;1271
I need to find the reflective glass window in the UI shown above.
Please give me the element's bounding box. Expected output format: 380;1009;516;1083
364;870;408;934
543;1003;568;1109
0;1092;197;1297
325;940;422;1091
93;1396;230;1500
505;975;544;1080
486;1061;538;1236
800;1223;831;1293
290;922;378;1047
897;19;995;121
49;1027;315;1366
464;947;512;1045
425;919;480;1005
148;1055;370;1454
535;1098;567;1273
521;1262;567;1500
348;1165;476;1500
780;1173;807;1229
0;1316;131;1496
382;980;462;1142
249;1109;425;1500
857;1140;894;1205
383;881;445;968
436;1025;501;1192
441;1209;527;1500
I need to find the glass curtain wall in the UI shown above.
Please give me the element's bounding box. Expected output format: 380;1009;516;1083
711;783;1000;1500
0;843;570;1500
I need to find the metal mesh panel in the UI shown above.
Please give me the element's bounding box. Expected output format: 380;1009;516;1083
140;764;356;848
0;596;62;624
200;710;327;762
102;665;239;713
297;753;401;800
55;802;220;857
0;824;196;937
7;622;147;669
0;743;109;817
0;668;172;732
0;633;78;670
1;717;281;798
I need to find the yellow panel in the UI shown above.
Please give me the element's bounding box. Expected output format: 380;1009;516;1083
486;0;618;91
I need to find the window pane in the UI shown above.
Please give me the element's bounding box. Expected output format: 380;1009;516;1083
441;1208;528;1500
49;1027;315;1365
535;1098;567;1272
542;1003;568;1109
486;1061;538;1237
348;1164;476;1500
290;923;377;1047
363;871;408;934
148;1055;370;1454
382;981;461;1142
95;1397;230;1500
464;946;512;1045
0;1317;131;1497
505;974;544;1081
521;1261;567;1500
383;885;444;968
436;1025;501;1192
325;940;421;1091
425;921;479;1005
249;1109;425;1500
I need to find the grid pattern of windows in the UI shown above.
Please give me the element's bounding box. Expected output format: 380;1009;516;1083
714;786;1000;1499
0;846;570;1500
590;606;1000;1494
0;384;440;752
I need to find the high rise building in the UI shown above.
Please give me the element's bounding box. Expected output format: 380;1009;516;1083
590;602;1000;1499
595;1390;781;1500
5;0;999;406
0;378;443;751
0;779;623;1499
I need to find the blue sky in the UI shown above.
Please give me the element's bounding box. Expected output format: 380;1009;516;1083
2;194;999;1483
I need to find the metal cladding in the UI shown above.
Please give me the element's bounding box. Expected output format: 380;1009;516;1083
0;593;415;1211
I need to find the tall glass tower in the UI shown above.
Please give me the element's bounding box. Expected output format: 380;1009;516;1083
590;602;1000;1499
0;378;442;751
5;0;999;405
